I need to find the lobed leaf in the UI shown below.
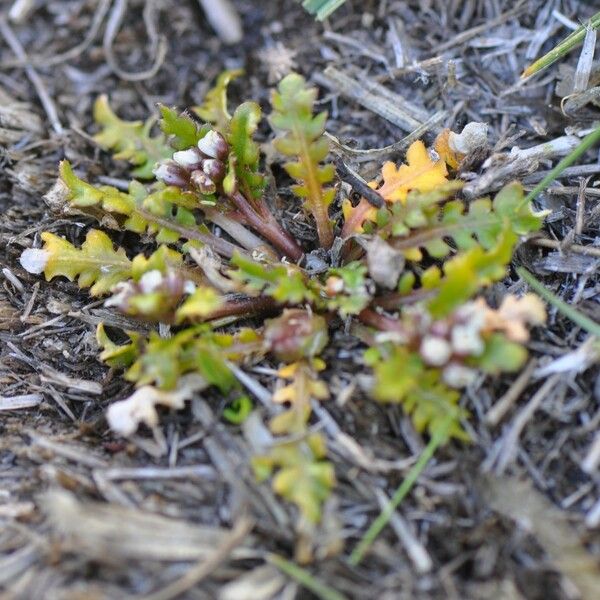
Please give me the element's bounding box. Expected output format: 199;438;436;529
388;181;545;260
159;105;208;150
366;346;468;441
193;69;244;131
230;253;316;304
59;161;205;247
38;230;131;296
93;95;172;179
227;101;266;200
426;230;516;318
270;73;335;248
252;431;335;523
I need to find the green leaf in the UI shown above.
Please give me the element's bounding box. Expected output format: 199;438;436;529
389;182;544;260
476;333;527;374
223;395;253;424
326;262;370;316
270;73;335;248
37;228;186;298
427;230;517;318
230;253;315;304
193;68;244;131
367;346;468;441
59;161;207;247
93;95;172;179
227;101;266;200
123;326;251;392
158;105;207;150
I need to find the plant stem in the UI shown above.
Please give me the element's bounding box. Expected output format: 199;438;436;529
137;208;244;258
522;11;600;77
348;415;452;566
358;308;409;336
202;206;278;259
229;191;303;261
372;288;436;310
207;295;278;321
268;553;348;600
517;267;600;337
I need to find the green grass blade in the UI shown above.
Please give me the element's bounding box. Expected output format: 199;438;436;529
268;554;349;600
517;267;600;338
523;11;600;77
348;415;452;566
301;0;347;20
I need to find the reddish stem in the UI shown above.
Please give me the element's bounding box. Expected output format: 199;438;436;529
358;308;408;334
229;191;303;262
138;208;244;259
207;295;278;320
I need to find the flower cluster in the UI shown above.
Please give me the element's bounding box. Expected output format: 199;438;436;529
153;130;229;195
106;269;192;321
376;295;546;388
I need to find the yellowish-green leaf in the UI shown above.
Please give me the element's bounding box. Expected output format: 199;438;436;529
93;95;172;179
193;69;244;131
227;101;265;200
176;287;222;322
270;73;335;248
252;432;335;523
39;230;131;296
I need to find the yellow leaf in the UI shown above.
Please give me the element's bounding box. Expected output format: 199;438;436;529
378;140;448;202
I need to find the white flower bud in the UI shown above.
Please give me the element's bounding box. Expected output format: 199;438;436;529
153;161;189;187
197;130;229;160
420;336;452;366
190;170;217;195
138;270;163;293
173;147;203;169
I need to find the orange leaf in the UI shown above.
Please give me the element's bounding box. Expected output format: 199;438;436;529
434;129;464;169
378;140;448;202
341;140;449;236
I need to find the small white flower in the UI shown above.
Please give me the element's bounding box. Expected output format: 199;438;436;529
184;280;196;294
451;323;484;356
420;336;452;366
104;282;132;308
153;163;171;181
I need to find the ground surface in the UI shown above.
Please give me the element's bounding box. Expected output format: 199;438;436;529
1;1;599;598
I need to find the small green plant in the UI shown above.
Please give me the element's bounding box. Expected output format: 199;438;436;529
21;71;548;559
